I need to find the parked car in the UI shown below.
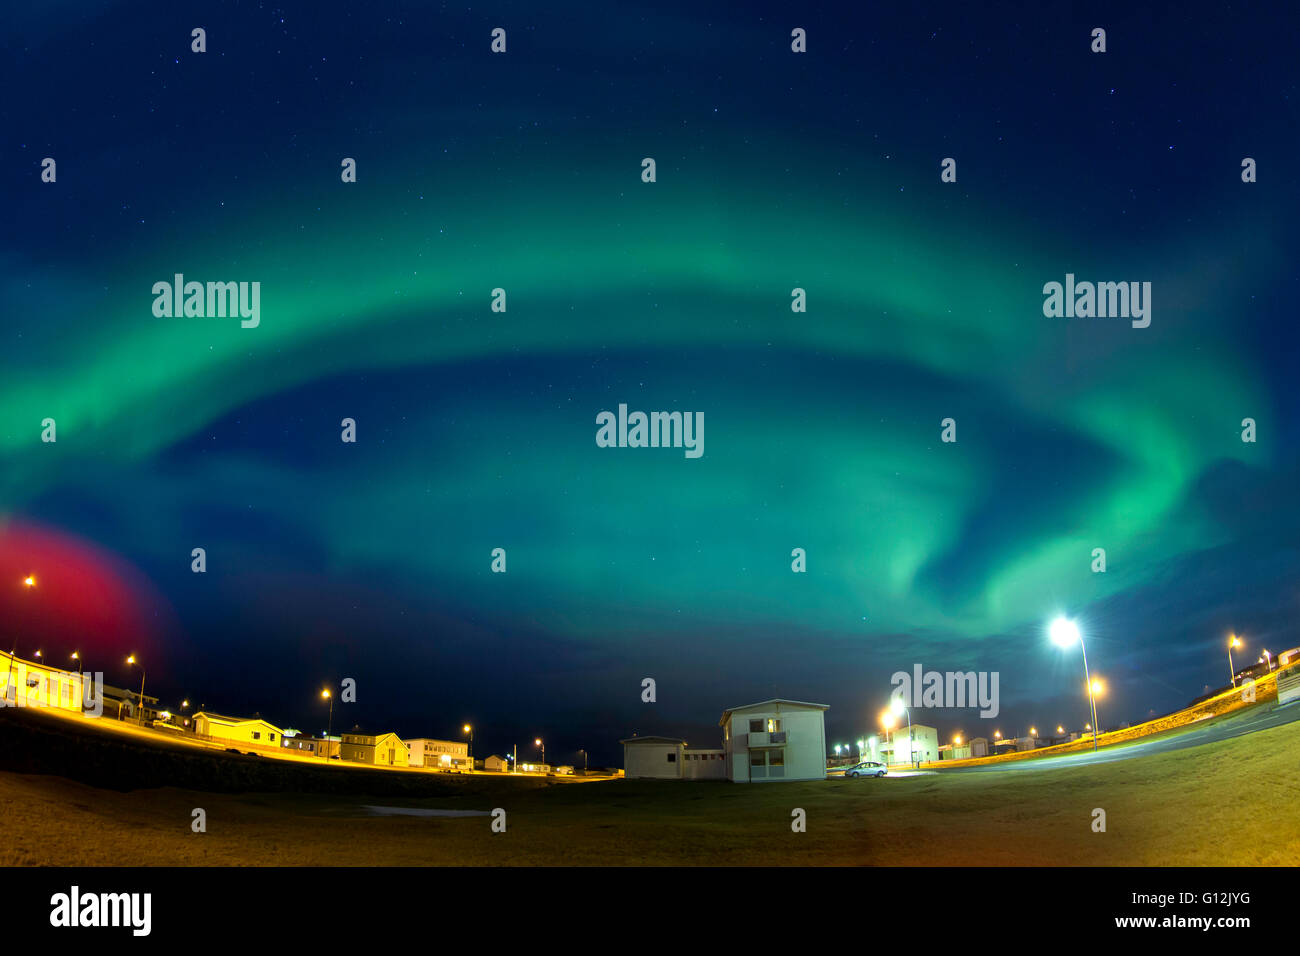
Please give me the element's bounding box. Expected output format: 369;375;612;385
844;761;887;778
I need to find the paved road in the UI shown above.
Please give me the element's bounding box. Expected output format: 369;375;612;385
943;700;1300;773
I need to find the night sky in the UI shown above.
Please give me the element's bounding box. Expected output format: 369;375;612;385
3;2;1298;765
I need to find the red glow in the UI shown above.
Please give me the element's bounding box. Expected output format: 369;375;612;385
0;519;170;670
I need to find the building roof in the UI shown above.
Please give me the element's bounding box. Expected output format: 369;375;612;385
718;698;829;725
619;735;687;745
194;711;283;730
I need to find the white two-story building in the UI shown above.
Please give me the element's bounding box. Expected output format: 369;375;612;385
719;699;828;783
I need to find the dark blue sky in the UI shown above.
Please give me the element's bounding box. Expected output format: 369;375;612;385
2;1;1298;764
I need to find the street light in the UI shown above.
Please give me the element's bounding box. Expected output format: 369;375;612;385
126;655;147;722
1228;634;1242;686
4;575;38;703
1050;616;1099;752
463;724;474;763
889;696;916;769
577;748;588;771
70;651;82;676
321;688;334;759
534;737;544;766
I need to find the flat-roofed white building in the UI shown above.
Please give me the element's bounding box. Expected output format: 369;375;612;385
620;736;686;779
719;699;829;783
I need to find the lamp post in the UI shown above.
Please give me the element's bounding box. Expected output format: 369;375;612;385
321;689;334;759
71;651;81;676
1050;617;1099;752
126;655;146;723
578;748;588;772
889;696;915;769
534;737;545;768
5;575;37;703
463;724;473;764
1228;634;1242;686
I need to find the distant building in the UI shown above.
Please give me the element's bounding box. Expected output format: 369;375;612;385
880;724;939;766
720;699;829;783
100;684;160;721
340;731;409;767
1279;666;1300;706
406;738;470;770
483;754;510;772
0;650;86;714
193;712;284;747
968;737;990;758
938;742;972;760
281;734;340;758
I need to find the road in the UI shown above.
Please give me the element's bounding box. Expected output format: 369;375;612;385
943;699;1300;773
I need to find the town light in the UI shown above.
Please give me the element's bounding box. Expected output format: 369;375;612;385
1228;634;1243;686
463;724;474;763
1090;678;1105;696
1049;616;1100;753
23;575;35;588
1050;617;1080;648
126;655;147;723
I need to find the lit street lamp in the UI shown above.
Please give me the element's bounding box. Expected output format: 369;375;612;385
463;724;474;763
534;737;545;767
577;748;588;771
321;688;334;759
1050;617;1099;752
889;696;916;769
126;655;147;722
4;575;38;703
71;651;82;676
1228;634;1242;686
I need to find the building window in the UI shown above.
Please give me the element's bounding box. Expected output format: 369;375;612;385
769;749;785;778
252;731;261;740
667;753;676;762
749;718;763;733
766;718;782;733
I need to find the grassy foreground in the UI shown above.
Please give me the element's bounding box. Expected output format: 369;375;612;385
3;714;1297;865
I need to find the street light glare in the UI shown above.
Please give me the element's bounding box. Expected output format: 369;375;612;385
1050;617;1081;648
23;575;35;587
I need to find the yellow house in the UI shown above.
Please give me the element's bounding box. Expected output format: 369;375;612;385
193;712;284;747
0;649;85;713
340;731;409;767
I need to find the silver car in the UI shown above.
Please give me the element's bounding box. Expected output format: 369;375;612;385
844;761;887;778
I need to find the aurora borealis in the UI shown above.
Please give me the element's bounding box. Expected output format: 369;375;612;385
3;2;1298;761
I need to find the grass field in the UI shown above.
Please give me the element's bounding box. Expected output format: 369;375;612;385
3;708;1298;865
